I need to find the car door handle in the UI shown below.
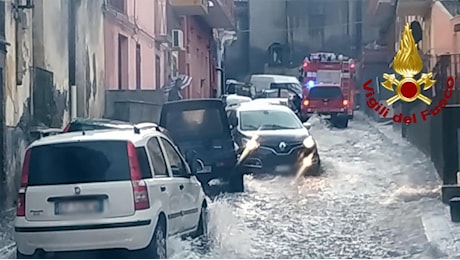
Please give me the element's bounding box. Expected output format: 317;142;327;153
179;184;184;190
160;186;166;192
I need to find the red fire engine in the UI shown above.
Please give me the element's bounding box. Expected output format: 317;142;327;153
298;52;356;128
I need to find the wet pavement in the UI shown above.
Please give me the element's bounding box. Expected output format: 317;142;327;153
0;113;456;258
169;113;447;258
0;208;15;258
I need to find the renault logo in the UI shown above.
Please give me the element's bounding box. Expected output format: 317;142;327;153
279;142;287;151
74;187;81;195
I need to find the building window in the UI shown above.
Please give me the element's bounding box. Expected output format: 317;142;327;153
155;55;161;89
136;44;141;89
118;34;128;90
108;0;125;13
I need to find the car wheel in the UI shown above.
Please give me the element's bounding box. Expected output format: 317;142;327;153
153;221;167;259
229;174;244;193
192;203;208;238
305;154;321;176
16;251;34;259
139;218;167;259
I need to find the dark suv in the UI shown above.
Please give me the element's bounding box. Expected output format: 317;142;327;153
159;99;244;193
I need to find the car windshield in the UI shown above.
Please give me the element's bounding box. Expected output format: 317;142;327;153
239;109;302;131
308;86;343;99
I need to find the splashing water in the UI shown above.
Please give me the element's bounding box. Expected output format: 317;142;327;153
237;134;260;166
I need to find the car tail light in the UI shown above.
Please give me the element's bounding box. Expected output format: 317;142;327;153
17;149;31;217
343;100;349;106
302;61;308;70
127;142;150;210
303;100;309;106
63;124;71;133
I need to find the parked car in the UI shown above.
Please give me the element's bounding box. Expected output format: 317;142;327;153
159;99;244;193
223;94;252;110
226;102;320;176
62;118;164;133
253;85;303;119
249;74;302;97
15;127;208;258
225;79;256;98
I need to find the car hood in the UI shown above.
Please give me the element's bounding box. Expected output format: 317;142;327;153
240;128;310;145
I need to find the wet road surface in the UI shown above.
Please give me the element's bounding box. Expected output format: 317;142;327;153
0;114;448;258
170;114;445;258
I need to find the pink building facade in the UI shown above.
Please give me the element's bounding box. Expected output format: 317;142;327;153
104;0;167;90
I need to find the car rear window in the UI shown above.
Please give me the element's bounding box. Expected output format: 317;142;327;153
164;108;225;141
28;141;130;186
308;87;343;99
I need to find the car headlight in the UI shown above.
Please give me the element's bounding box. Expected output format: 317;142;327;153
303;135;315;149
241;136;259;151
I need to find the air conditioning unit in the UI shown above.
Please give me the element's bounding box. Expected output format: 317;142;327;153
172;29;184;50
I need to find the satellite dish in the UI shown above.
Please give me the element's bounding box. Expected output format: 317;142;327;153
410;21;422;43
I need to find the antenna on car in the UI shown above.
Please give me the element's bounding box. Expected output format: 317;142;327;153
133;126;140;134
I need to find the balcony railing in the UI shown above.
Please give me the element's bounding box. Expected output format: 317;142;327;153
169;0;208;15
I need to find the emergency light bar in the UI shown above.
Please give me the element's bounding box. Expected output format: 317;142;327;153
306;52;352;63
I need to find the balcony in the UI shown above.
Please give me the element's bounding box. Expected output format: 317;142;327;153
203;0;235;29
367;0;396;26
396;0;431;17
169;0;208;15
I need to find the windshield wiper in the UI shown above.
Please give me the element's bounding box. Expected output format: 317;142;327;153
243;124;259;130
260;124;296;130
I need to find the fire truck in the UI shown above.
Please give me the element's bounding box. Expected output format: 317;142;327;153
298;52;356;128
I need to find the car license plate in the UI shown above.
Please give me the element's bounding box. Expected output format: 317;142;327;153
197;166;212;173
55;200;102;215
275;165;291;172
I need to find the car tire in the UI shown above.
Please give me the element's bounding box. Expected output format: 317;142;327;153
16;251;34;259
306;155;321;176
192;203;208;238
139;218;167;259
229;174;244;193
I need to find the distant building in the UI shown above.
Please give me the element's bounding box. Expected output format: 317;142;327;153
226;0;364;78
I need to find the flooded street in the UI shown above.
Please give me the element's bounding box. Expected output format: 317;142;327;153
169;114;445;258
0;114;450;259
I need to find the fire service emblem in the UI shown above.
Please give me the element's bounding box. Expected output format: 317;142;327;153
381;23;435;105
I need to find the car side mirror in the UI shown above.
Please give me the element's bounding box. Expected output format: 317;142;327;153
229;117;238;129
303;122;312;130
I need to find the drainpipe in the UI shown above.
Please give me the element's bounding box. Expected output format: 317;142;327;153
216;30;237;96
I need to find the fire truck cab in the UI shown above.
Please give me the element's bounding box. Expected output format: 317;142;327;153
298;52;356;128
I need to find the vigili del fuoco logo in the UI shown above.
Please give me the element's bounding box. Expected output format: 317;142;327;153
363;23;455;124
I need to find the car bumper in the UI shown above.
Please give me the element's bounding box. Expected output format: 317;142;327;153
15;213;155;255
241;146;319;174
302;108;348;116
